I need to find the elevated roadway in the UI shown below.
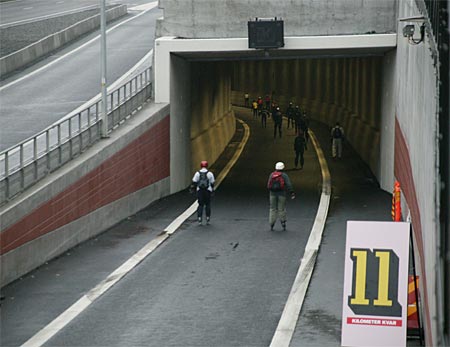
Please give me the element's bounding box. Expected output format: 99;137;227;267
0;1;161;151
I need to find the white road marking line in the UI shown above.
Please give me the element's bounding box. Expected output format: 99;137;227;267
270;130;331;347
23;7;33;10
21;232;169;347
20;117;251;347
128;1;158;11
0;5;154;92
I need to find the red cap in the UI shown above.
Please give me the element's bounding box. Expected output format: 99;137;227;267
200;161;208;168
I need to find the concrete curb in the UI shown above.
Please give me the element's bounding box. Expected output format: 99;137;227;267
0;5;127;77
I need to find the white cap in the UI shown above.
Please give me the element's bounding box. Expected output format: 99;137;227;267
275;162;285;170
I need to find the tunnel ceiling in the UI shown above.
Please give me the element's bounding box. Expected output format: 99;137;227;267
173;46;395;62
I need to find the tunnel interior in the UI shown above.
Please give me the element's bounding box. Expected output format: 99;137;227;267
169;49;394;193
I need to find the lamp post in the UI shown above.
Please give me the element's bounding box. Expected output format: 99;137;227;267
100;0;108;137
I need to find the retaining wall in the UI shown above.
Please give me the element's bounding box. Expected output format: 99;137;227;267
0;103;170;287
391;0;440;344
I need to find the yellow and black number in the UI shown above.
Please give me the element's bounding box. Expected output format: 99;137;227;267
348;248;402;317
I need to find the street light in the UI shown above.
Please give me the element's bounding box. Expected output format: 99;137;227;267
100;0;108;137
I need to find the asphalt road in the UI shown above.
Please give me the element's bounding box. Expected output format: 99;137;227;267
1;109;413;347
1;109;323;347
0;2;161;151
0;0;156;27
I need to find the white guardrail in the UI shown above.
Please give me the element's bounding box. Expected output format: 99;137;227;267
0;67;152;206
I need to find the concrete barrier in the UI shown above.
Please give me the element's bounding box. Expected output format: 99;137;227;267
0;102;170;287
0;5;127;77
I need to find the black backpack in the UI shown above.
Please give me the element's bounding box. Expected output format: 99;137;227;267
333;127;342;139
197;171;209;190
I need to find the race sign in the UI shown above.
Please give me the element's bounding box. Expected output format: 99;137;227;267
341;221;410;347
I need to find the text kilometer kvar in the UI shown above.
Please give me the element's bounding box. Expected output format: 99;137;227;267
351;318;399;326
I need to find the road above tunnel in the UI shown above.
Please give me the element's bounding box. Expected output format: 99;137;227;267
0;3;161;151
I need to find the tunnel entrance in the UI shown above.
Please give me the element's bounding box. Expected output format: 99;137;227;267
154;35;396;193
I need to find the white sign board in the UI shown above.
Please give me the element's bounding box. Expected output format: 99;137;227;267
341;221;410;347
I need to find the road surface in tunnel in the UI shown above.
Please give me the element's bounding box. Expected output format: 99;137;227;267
1;107;397;347
41;108;321;347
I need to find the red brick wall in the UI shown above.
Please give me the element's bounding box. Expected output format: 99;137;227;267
1;116;170;255
394;117;431;344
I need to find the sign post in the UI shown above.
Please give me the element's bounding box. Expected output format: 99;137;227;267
341;221;410;347
100;0;108;137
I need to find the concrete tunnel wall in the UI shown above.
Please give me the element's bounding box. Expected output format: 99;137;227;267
190;62;236;175
170;56;236;193
230;57;384;182
387;0;442;344
156;0;397;38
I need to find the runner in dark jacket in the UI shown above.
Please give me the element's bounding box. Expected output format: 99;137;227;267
294;131;307;169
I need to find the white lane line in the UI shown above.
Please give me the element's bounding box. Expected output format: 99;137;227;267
129;1;158;11
270;129;331;347
20;117;251;347
21;232;170;347
0;4;155;92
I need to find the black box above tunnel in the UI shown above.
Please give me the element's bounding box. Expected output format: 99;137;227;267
248;19;284;49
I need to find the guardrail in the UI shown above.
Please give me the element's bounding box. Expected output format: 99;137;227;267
0;67;152;206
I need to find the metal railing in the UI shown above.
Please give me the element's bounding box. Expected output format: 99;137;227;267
0;67;152;206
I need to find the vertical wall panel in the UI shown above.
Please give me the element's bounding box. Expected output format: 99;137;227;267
230;55;384;181
361;59;369;122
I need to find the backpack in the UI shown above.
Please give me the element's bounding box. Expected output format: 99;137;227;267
268;172;285;191
197;171;209;190
274;111;282;124
333;127;342;139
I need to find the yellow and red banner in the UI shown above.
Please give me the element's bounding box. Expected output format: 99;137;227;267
341;221;410;347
